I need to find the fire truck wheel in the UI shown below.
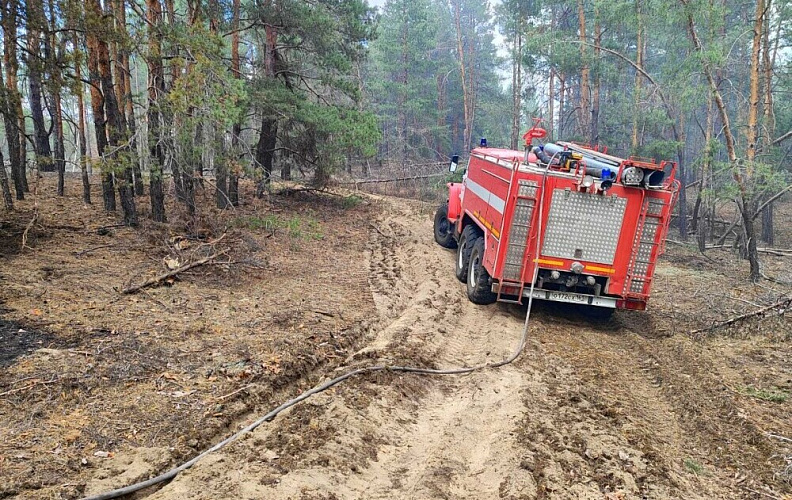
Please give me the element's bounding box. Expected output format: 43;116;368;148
433;203;457;249
466;237;497;305
455;225;478;282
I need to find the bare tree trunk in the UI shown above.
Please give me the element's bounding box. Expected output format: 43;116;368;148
229;0;241;206
147;0;166;221
255;12;278;197
86;13;115;211
681;0;760;281
632;0;643;152
760;0;776;244
255;117;277;197
558;73;566;138
115;0;143;196
0;139;11;209
577;0;590;141
676;114;688;240
510;29;522;150
73;27;91;204
26;0;53;170
451;0;472;153
591;9;601;144
694;96;713;251
0;3;23;200
2;0;27;196
547;70;554;140
47;0;66;196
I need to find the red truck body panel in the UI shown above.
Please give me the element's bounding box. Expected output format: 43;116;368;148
451;145;678;310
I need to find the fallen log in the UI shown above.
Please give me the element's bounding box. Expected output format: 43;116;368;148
121;250;228;294
690;295;792;335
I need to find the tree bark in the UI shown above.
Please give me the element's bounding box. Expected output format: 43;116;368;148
632;0;644;152
147;0;166;222
97;0;136;225
72;21;91;204
681;0;760;281
451;0;472;154
115;0;143;196
577;0;590;142
229;0;241;206
591;9;601;144
0;146;11;210
760;0;776;244
26;0;53;170
47;0;66;196
255;117;277;197
255;10;278;197
0;1;24;199
510;28;522;150
86;9;115;211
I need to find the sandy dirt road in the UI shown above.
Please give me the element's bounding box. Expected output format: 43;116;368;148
83;195;791;500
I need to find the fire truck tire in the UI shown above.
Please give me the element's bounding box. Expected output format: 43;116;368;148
433;203;457;249
455;225;478;282
466;237;497;305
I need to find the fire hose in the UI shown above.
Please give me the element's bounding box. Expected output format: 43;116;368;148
81;160;553;500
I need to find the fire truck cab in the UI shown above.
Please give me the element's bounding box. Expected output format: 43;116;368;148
434;138;678;313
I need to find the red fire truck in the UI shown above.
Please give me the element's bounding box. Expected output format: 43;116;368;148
433;133;678;313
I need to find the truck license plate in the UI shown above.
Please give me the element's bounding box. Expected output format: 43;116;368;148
548;292;589;304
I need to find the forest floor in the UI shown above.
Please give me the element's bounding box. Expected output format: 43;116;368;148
1;175;791;500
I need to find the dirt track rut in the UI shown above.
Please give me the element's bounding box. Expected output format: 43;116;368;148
85;195;787;500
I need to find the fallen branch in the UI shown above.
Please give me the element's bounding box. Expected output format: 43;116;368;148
213;384;254;402
690;295;792;335
340;172;448;186
121;250;229;294
20;210;39;251
767;433;792;444
0;377;59;397
74;244;114;257
368;222;390;238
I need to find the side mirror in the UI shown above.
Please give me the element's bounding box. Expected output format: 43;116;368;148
449;154;459;173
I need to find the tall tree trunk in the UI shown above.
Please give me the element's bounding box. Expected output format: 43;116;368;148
26;0;53;170
558;73;566;138
510;29;522;150
114;0;143;196
163;0;185;202
229;0;241;206
577;0;590;141
48;0;66;196
547;70;554;140
73;25;91;204
255;117;277;197
255;12;278;197
2;0;27;196
96;0;136;225
632;0;644;152
760;1;776;244
86;13;115;211
694;96;713;251
0;2;24;200
147;0;166;221
53;88;66;196
675;114;688;240
451;0;472;154
591;9;601;144
681;0;760;281
207;0;228;208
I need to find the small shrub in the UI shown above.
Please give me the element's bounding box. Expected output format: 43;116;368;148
740;386;789;403
684;458;705;475
341;194;363;209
